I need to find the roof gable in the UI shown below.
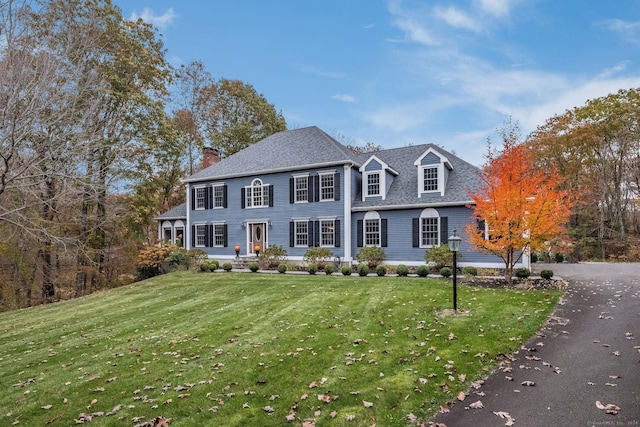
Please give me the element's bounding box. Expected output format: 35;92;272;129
413;147;453;170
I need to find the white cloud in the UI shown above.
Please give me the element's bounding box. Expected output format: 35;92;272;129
129;7;178;30
435;6;482;32
331;94;356;103
298;64;345;79
600;18;640;44
474;0;515;17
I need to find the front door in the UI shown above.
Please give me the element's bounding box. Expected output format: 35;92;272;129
249;223;266;254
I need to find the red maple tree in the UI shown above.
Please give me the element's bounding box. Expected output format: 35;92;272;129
466;123;573;283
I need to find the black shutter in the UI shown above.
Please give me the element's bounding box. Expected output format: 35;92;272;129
241;187;246;209
314;220;320;247
308;220;314;247
381;219;388;247
223;224;228;247
191;225;195;247
334;219;341;247
412;218;420;248
334;173;340;201
440;217;449;245
313;175;320;202
206;224;212;247
208;186;213;209
478;219;486;239
222;185;228;208
357;220;363;247
289;178;294;204
191;188;195;210
289;221;295;247
268;185;274;207
203;187;209;210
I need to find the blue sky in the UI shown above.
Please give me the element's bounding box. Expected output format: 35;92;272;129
114;0;640;165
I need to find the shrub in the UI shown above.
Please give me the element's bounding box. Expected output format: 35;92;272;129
210;260;219;270
308;263;318;275
277;263;287;274
165;247;189;270
358;264;369;276
199;261;211;272
304;247;333;269
324;264;334;275
396;264;409;276
440;267;452;277
554;253;565;263
341;265;352;276
187;249;208;269
222;262;233;272
260;244;288;269
135;245;175;279
425;244;457;269
356;246;386;268
416;265;429;277
540;269;554;280
376;265;387;276
248;261;260;272
530;252;538;263
515;267;531;278
462;266;478;276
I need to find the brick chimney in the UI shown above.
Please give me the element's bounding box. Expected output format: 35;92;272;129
202;147;220;168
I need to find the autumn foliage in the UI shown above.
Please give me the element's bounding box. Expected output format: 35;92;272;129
466;122;573;282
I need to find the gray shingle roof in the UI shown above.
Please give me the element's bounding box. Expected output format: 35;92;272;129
155;203;186;220
351;144;481;210
183;126;360;182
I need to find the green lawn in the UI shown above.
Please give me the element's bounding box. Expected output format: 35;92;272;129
0;271;562;426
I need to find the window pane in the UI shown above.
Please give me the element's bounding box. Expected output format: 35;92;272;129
196;187;205;209
295;222;308;246
367;173;380;196
214;224;225;246
196;225;206;246
421;217;439;246
320;174;334;200
214;186;224;207
365;219;380;246
423;167;438;191
295;177;308;202
320;220;334;246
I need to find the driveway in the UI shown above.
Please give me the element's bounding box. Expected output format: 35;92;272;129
432;262;640;427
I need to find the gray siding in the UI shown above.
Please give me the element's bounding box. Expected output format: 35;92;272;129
351;206;507;266
189;167;346;259
364;159;382;171
421;152;441;165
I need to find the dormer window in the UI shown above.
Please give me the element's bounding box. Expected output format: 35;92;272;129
414;147;453;197
359;155;398;201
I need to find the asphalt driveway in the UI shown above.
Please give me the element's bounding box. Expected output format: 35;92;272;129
432;262;640;427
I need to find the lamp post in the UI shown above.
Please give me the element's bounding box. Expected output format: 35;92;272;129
448;230;462;312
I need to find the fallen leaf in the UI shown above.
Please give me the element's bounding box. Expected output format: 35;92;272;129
285;413;296;422
521;381;536;386
469;400;484;409
457;391;466;401
41;405;52;410
263;406;274;413
330;411;337;419
363;400;373;408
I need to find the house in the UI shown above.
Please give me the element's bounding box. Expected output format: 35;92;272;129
156;126;529;269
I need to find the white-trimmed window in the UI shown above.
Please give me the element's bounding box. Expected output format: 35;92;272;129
320;219;335;247
420;208;440;248
195;187;206;210
423;166;439;192
320;173;334;201
245;179;269;208
366;172;380;197
365;219;380;246
213;185;225;208
295;176;308;203
213;224;225;247
295;220;308;247
195;224;206;247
